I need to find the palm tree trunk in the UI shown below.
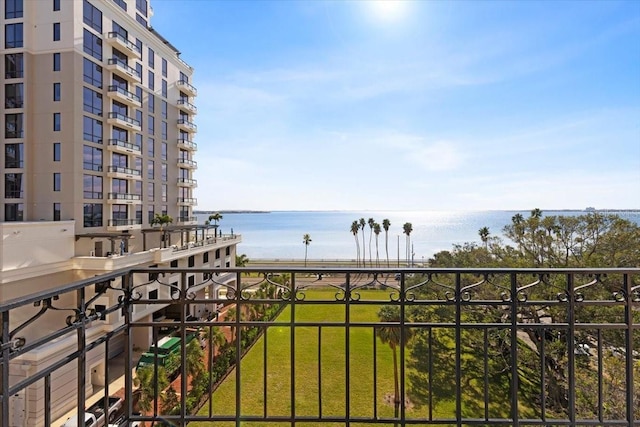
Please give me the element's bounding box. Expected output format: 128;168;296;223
385;232;389;267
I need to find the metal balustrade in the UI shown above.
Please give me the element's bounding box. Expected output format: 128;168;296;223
0;267;638;426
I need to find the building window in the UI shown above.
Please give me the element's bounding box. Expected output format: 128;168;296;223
53;83;61;101
112;204;127;222
53;173;61;191
161;142;167;161
5;113;23;138
161;184;167;202
83;145;102;171
83;174;102;198
161;163;167;182
53;53;61;71
188;256;195;267
135;14;147;27
135;63;143;84
161;101;168;119
53;203;61;221
148;137;155;157
162;58;167;78
5;173;23;198
215;249;220;259
5;0;23;19
147;160;154;179
161;122;168;140
149;289;158;300
53;113;61;131
5;23;23;48
136;109;143;128
5;53;23;78
148;205;154;223
83;29;102;61
83;116;103;143
112;21;127;38
136;204;142;223
203;252;209;263
5;203;23;221
53;0;60;11
135;38;142;57
136;133;143;148
83;0;102;33
161;80;167;98
53;142;61;161
148;47;155;68
5;143;23;168
136;0;147;16
113;0;126;11
83;203;103;227
147;182;154;201
226;247;231;256
83;58;102;88
53;23;61;41
148;71;154;90
83;87;102;115
5;83;23;108
148;94;154;113
148;115;154;135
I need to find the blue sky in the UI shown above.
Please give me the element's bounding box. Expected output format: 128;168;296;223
151;0;640;211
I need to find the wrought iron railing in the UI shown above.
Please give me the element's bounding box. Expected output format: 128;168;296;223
0;268;638;426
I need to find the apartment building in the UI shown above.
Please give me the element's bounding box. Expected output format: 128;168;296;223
1;1;239;424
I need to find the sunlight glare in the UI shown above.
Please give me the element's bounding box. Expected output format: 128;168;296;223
365;0;411;25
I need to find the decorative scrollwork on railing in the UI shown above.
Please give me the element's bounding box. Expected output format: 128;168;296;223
573;274;605;302
631;283;640;302
515;274;549;302
402;273;456;302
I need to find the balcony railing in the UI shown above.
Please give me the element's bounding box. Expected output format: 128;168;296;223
0;268;637;426
107;218;142;227
108;138;141;153
105;32;142;58
107;192;141;201
107;112;141;130
107;165;142;177
177;79;197;96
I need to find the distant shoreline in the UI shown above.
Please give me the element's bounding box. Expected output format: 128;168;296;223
194;210;271;214
195;209;639;214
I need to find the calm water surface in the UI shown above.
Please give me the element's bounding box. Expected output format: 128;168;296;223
195;210;640;261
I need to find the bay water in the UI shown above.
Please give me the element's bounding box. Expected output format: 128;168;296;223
195;210;640;262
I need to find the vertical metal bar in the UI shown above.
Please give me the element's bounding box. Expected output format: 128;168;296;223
318;325;322;419
372;324;377;419
235;271;242;427
399;274;406;425
510;272;519;427
455;272;462;426
290;272;296;426
123;272;134;422
567;273;576;425
77;287;87;427
540;328;546;423
180;271;188;425
624;273;634;424
345;272;351;426
102;335;110;425
483;328;489;421
597;329;603;423
1;311;10;427
428;327;433;421
263;325;268;419
45;374;51;427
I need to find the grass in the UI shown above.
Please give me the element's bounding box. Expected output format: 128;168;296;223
191;289;531;426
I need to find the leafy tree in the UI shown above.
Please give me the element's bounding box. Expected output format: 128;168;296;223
303;233;312;267
162;386;179;415
186;336;205;383
402;222;413;266
134;365;169;412
373;222;381;267
351;221;361;267
151;213;173;248
383;219;391;267
378;305;413;423
235;253;250;267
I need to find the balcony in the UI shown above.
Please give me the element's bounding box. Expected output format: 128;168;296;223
177;215;198;225
0;268;637;427
177;98;198;115
107;138;142;156
105;32;142;59
107;112;141;132
177;118;197;133
177;137;197;151
177;177;197;188
107;192;142;204
107;85;142;108
177;79;197;96
177;158;197;169
106;58;142;83
107;165;142;180
106;218;142;231
177;197;197;206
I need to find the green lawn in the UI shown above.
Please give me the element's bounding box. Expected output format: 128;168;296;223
191;289;525;426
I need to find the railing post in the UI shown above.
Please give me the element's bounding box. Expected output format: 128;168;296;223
76;287;87;427
624;273;634;424
123;272;134;422
455;272;462;427
290;272;296;427
566;273;576;425
510;272;519;427
1;311;9;427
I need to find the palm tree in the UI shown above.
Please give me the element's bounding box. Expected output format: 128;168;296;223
359;218;366;267
151;213;173;248
303;233;312;267
208;212;223;239
402;222;413;266
133;365;169;412
367;218;375;267
235;253;250;267
185;337;205;382
373;222;381;267
383;219;391;267
351;221;360;266
377;305;413;424
478;226;490;249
